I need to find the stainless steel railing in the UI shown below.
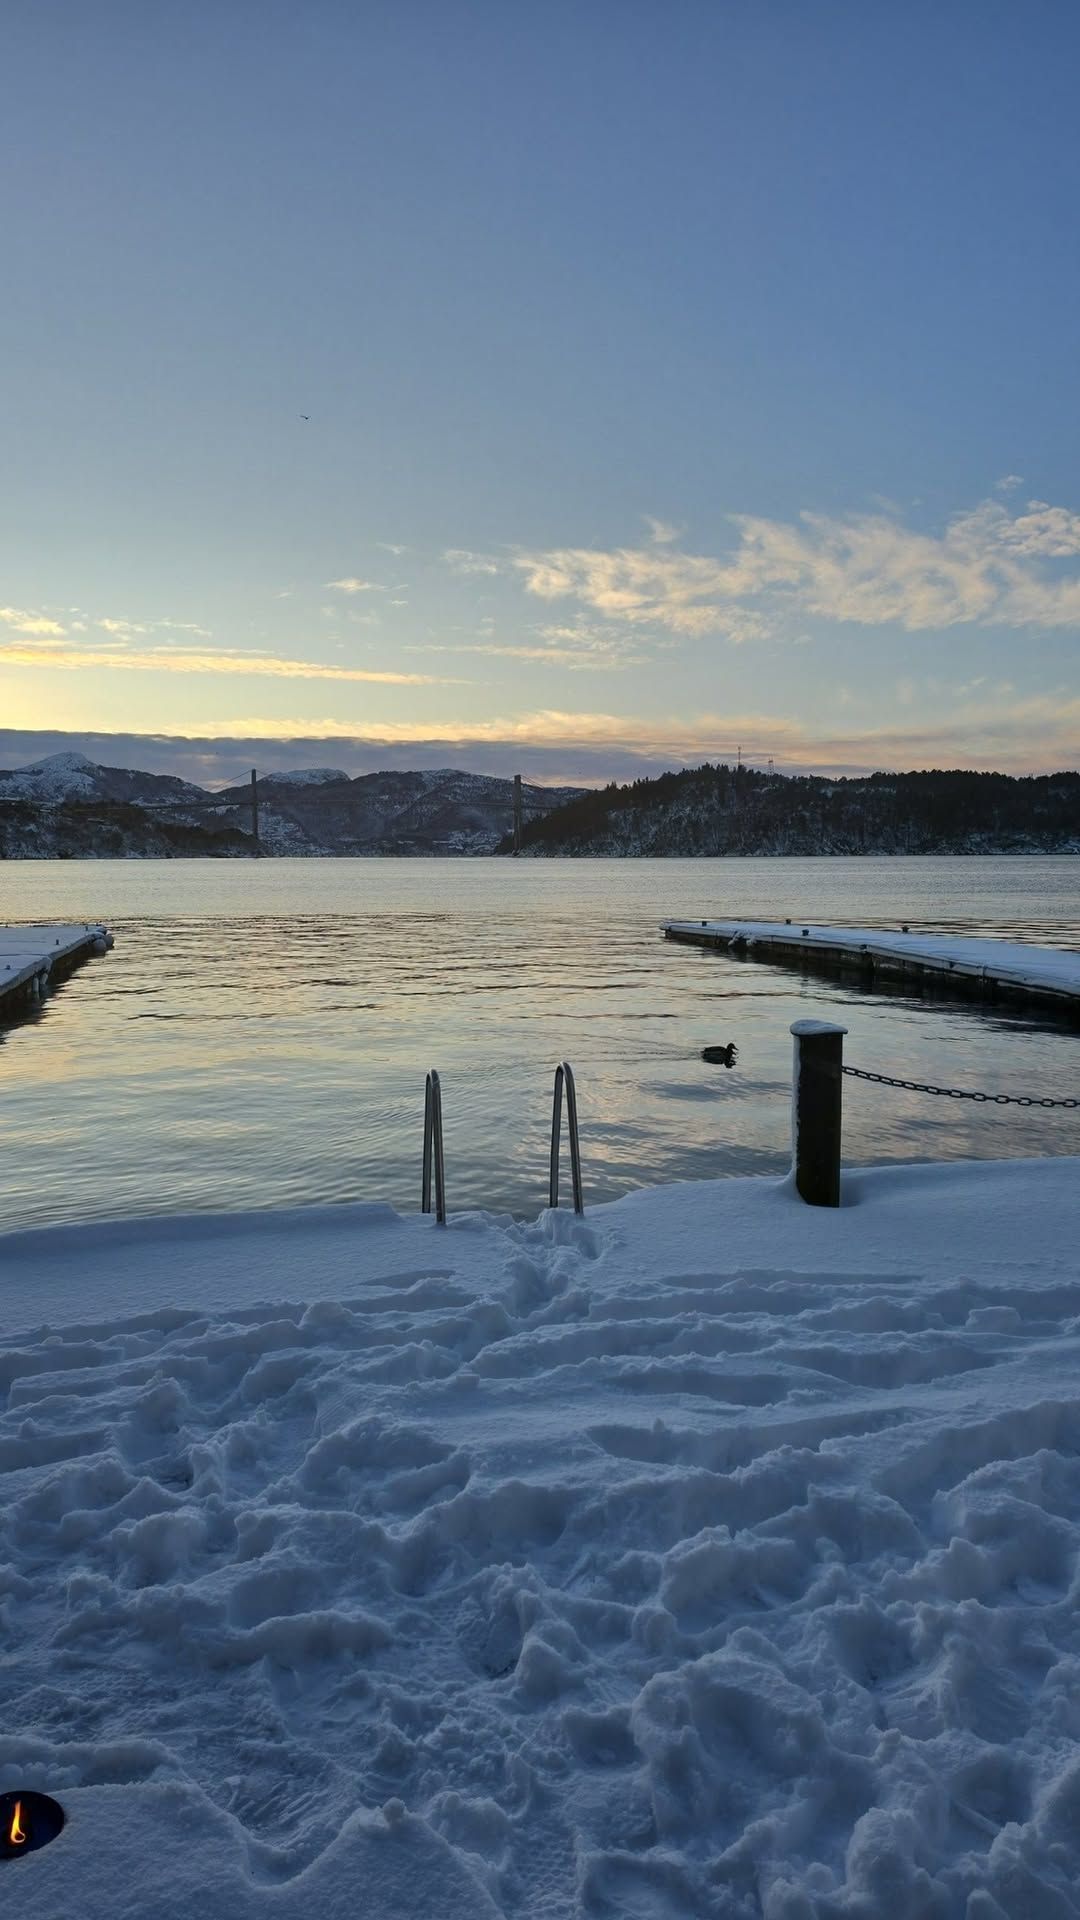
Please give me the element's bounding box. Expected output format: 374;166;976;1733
549;1060;584;1214
422;1060;584;1222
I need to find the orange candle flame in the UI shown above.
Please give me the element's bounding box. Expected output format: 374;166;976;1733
8;1800;26;1846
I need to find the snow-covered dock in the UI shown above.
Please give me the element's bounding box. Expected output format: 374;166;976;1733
4;1158;1080;1917
0;922;113;1014
663;917;1080;1014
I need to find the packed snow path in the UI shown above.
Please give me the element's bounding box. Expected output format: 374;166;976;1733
3;1162;1080;1917
662;919;1080;1014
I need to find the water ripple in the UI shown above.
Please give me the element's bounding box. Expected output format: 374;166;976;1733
0;855;1077;1231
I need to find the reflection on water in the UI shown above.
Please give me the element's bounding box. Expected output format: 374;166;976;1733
0;856;1077;1233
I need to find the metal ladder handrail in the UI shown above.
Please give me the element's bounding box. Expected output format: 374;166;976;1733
549;1061;584;1214
421;1069;446;1224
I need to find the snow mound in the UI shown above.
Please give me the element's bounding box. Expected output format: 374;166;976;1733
3;1159;1080;1918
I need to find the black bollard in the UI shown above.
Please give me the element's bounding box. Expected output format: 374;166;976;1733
790;1019;847;1207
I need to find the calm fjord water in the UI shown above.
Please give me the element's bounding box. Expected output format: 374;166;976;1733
1;856;1077;1234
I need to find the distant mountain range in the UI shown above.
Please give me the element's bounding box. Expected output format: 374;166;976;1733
2;752;1077;859
0;753;584;858
505;764;1080;856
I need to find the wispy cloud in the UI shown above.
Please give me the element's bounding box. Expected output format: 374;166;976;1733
408;640;631;671
998;501;1080;557
326;577;384;593
536;621;653;664
444;548;500;576
3;605;214;642
514;546;769;638
514;493;1080;639
644;516;682;545
0;641;458;685
409;614;647;671
0;606;66;637
376;541;409;556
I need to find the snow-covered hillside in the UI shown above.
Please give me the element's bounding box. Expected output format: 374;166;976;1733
0;752;208;809
0;754;585;857
516;766;1080;857
188;767;586;856
0;749;253;858
0;751;102;799
3;1159;1080;1917
260;768;350;788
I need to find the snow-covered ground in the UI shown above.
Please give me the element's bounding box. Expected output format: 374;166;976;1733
3;1161;1080;1917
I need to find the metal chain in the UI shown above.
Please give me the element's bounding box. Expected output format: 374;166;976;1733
842;1065;1078;1109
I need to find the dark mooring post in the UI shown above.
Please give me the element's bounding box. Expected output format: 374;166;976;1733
790;1019;847;1207
512;773;523;855
250;767;260;852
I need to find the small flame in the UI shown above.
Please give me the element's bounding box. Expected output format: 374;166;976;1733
8;1800;26;1846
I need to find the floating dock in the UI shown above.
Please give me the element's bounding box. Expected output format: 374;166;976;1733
0;923;113;1016
662;918;1080;1017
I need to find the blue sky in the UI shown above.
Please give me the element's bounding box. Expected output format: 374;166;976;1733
2;0;1078;784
